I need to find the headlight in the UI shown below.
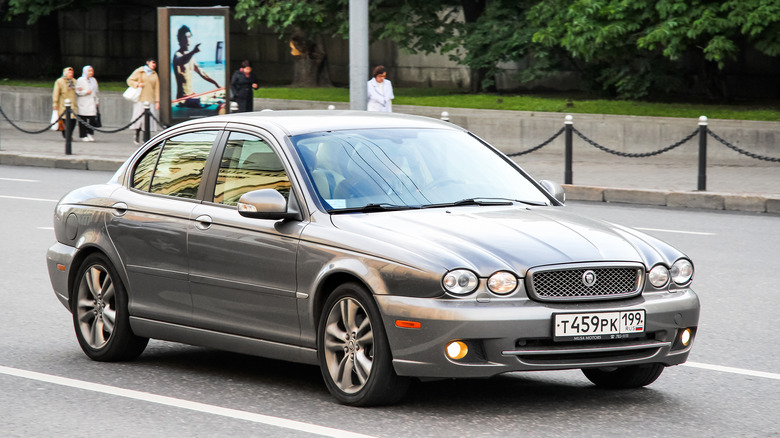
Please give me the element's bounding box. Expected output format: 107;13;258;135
648;265;669;288
443;269;478;295
487;271;517;295
671;259;694;285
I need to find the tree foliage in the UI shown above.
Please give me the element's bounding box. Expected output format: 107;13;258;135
3;0;104;24
528;0;780;99
235;0;349;86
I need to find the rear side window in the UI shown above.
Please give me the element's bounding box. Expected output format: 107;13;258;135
131;131;218;199
212;131;291;205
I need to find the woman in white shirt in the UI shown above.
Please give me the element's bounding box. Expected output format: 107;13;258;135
367;65;394;112
75;65;99;142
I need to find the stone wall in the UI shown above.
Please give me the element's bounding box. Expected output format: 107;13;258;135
3;86;777;164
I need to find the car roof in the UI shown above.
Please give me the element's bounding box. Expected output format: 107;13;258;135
181;110;464;136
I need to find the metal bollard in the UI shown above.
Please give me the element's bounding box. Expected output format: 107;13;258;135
564;115;573;185
64;99;73;155
143;102;151;142
440;111;450;122
697;116;708;191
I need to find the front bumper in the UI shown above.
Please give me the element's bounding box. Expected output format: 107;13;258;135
376;289;700;378
46;242;77;311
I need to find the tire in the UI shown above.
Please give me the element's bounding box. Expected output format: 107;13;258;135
582;363;665;389
317;282;410;406
71;253;148;362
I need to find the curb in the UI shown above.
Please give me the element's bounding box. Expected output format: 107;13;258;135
2;152;777;214
562;184;780;214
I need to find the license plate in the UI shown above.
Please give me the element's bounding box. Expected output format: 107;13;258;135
553;310;645;341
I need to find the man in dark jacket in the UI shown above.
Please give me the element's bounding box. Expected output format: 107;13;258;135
231;60;259;112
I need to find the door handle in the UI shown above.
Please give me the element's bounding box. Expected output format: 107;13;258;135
111;202;128;216
194;214;212;230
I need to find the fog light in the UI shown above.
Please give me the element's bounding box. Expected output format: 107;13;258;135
680;328;692;346
446;341;469;360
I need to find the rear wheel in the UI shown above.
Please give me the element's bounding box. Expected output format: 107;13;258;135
582;363;665;389
71;253;148;361
317;282;410;406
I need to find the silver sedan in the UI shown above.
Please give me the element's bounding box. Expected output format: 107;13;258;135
46;111;699;406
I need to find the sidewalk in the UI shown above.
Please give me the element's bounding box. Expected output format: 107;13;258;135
1;117;778;214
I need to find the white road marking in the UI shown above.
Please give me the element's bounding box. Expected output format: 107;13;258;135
683;361;780;381
0;177;38;182
635;227;715;236
38;227;54;230
0;365;376;438
0;194;58;202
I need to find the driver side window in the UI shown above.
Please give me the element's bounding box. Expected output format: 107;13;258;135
213;132;291;206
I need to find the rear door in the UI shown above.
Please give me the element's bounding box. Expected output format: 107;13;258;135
107;130;220;325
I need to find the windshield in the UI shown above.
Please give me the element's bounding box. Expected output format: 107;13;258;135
291;128;550;211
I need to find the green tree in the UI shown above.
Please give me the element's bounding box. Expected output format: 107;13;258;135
374;0;537;92
528;0;780;99
235;0;349;87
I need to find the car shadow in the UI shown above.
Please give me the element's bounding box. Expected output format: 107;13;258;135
122;341;673;412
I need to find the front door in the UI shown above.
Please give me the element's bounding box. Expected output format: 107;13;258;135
187;130;304;345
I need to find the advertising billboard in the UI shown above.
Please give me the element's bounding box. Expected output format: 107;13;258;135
158;7;230;125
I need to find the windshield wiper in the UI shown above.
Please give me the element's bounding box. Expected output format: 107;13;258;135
422;197;546;209
328;203;421;214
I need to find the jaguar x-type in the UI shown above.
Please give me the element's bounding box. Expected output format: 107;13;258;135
47;111;699;406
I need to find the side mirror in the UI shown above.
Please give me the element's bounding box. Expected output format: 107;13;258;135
539;180;565;204
237;189;300;220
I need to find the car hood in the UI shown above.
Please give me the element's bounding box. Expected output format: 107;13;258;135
329;205;683;275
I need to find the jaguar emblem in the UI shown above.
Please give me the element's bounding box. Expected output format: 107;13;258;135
582;270;597;287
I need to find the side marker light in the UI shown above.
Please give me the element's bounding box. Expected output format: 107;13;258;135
396;320;421;329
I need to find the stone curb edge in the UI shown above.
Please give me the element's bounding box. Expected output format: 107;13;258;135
2;152;777;214
563;185;780;214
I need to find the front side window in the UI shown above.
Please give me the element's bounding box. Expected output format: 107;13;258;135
213;131;291;206
131;131;217;199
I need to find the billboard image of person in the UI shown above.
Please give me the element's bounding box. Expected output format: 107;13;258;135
169;14;226;120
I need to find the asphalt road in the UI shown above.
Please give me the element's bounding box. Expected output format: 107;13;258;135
1;165;778;437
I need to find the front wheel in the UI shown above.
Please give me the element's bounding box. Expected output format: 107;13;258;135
582;363;665;389
71;253;148;361
317;282;410;406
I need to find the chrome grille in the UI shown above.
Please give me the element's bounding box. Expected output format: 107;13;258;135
527;264;642;302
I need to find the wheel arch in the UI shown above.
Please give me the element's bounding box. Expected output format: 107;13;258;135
312;272;374;330
67;245;128;305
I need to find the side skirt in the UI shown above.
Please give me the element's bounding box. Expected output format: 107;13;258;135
129;317;319;366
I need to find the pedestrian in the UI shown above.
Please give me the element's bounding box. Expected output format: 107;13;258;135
230;60;259;112
75;65;99;142
127;57;160;145
366;65;394;112
52;67;78;139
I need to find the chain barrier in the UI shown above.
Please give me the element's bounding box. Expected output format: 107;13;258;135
707;128;780;163
74;112;146;134
3;104;780;164
506;127;565;157
572;126;699;158
148;111;170;130
0;106;64;134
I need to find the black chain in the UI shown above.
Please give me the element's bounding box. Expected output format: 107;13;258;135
74;112;145;134
707;128;780;163
506;127;565;157
572;126;699;158
0;106;64;134
148;111;170;130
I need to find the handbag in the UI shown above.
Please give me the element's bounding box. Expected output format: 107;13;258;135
93;111;102;128
123;86;141;102
49;110;59;131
